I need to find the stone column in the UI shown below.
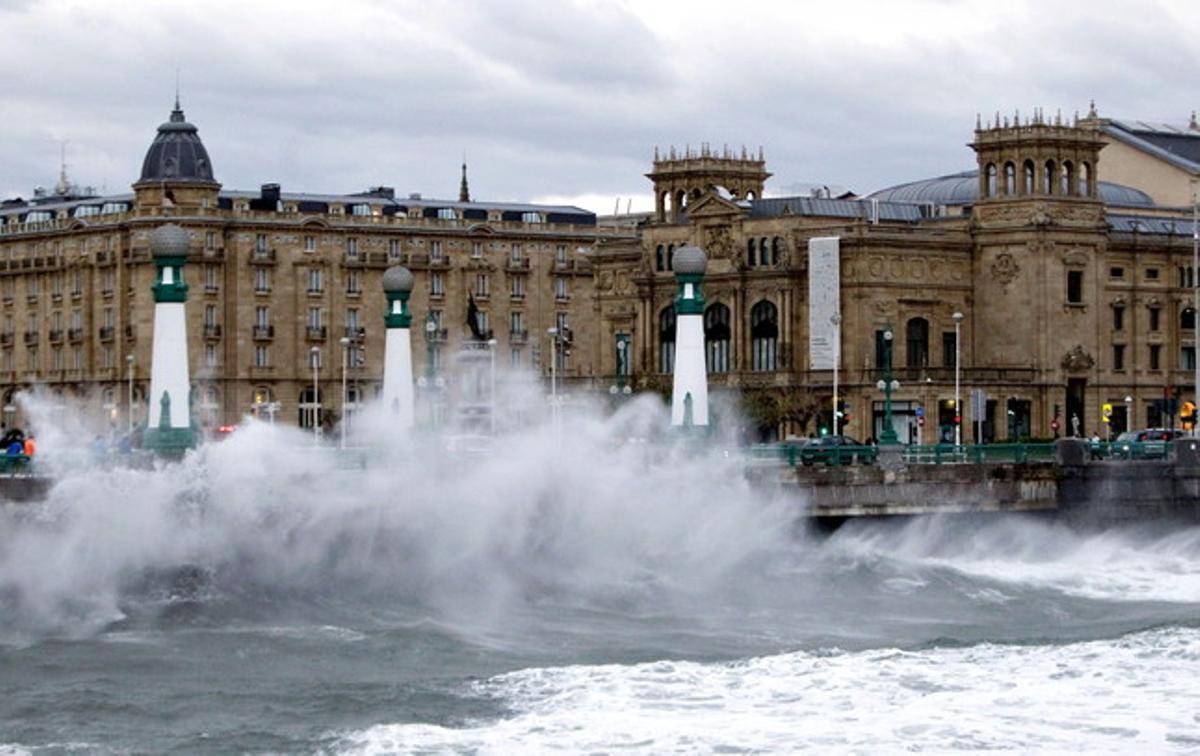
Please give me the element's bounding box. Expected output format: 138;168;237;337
381;266;415;430
671;246;709;427
143;223;197;454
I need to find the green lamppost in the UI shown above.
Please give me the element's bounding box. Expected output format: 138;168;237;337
875;325;901;445
420;311;440;428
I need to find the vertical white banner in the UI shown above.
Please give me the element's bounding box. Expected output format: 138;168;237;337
808;236;840;369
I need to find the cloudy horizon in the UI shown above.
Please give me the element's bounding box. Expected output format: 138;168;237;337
1;0;1196;214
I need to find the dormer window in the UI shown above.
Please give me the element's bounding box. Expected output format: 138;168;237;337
521;211;543;223
437;208;457;220
350;204;372;217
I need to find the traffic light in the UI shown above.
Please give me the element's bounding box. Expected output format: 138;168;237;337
1183;401;1197;431
1102;403;1113;424
836;401;852;424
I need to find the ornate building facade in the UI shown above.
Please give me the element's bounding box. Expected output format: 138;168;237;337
0;101;621;433
592;110;1200;442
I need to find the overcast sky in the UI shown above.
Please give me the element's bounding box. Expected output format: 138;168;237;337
1;0;1197;213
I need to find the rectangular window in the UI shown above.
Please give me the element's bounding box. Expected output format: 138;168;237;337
430;241;443;260
27;277;38;297
511;276;525;298
103;308;114;328
72;346;83;370
437;207;457;220
72;269;83;295
1113;306;1124;331
308;307;322;329
942;332;957;368
255;234;268;253
1113;344;1125;371
556;312;570;333
346;270;361;294
308;268;323;293
309;348;321;369
1146;268;1160;280
1182;346;1197;370
346;237;358;257
1066;270;1083;303
1110;266;1124;279
101;346;113;369
475;310;489;336
476;273;489;297
26;347;37;371
71;310;82;329
874;330;887;368
254;267;270;293
204;305;217;327
304;235;316;253
1150;344;1161;370
388;239;400;260
472;242;483;258
205;265;219;292
511;348;521;367
1150;308;1161;331
511;244;522;263
430;310;442;328
203;344;216;367
347;308;360;330
431;272;444;297
52;347;62;370
554;277;568;300
254;345;269;367
255;306;269;328
556;245;567;265
206;231;216;250
510;311;524;334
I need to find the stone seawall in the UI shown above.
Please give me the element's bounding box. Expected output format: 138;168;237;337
752;438;1200;528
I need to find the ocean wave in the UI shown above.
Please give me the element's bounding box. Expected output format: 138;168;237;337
338;625;1200;754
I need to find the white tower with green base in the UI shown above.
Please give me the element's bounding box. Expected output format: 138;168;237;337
143;224;198;454
670;245;709;427
381;266;415;429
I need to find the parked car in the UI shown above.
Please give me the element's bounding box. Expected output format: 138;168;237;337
1112;428;1184;459
799;435;877;466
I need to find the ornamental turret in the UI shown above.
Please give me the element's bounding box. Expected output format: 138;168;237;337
143;224;197;454
380;266;416;429
670;245;709;427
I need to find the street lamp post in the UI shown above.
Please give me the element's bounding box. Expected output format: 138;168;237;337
831;312;841;436
953;311;964;446
1124;394;1133;434
1192;182;1198;436
339;336;350;449
310;345;320;444
424;313;438;429
126;354;134;437
876;326;901;445
487;338;498;435
548;327;559;427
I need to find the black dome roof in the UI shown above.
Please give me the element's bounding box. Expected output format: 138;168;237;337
138;100;217;185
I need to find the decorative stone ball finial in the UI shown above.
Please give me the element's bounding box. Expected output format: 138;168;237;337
382;265;414;294
671;245;707;276
149;224;190;259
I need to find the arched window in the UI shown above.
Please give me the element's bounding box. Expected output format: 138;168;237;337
1023;160;1035;194
771;237;782;266
674;190;686;217
1079;162;1091;196
757;237;768;266
667;244;675;271
299;387;322;429
747;238;757;267
655;245;665;272
750;300;778;371
746;190;757;200
1004;162;1016;195
1061;161;1074;196
659;306;676;373
1043;160;1056;194
985;163;998;197
704;303;731;373
1183;307;1196;331
905;317;929;369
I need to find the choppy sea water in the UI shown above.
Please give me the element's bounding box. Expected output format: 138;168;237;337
2;406;1200;753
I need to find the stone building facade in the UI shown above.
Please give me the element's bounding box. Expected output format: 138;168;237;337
592;110;1200;443
0;102;622;433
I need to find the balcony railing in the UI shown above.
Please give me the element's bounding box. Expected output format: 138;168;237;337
307;325;328;341
426;328;448;343
98;326;114;341
252;325;275;340
510;329;528;344
250;248;276;264
68;327;83;342
0;332;13;347
23;331;38;346
48;329;63;344
506;257;531;272
124;325;136;340
204;324;222;339
344;326;366;340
